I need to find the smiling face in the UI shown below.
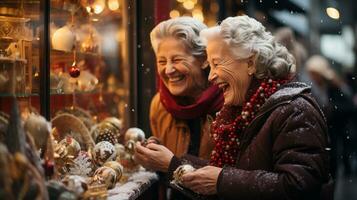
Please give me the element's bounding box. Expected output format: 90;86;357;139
156;37;207;98
206;38;255;106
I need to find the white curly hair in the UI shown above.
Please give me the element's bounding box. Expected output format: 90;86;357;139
150;17;207;58
200;15;296;79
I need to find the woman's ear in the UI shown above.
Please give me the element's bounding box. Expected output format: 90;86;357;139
201;60;209;69
247;55;257;75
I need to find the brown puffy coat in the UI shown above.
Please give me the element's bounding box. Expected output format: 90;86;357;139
150;93;214;159
169;82;331;200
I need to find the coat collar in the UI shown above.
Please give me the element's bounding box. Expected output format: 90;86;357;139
260;81;311;113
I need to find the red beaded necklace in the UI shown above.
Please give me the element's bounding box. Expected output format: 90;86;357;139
210;78;288;167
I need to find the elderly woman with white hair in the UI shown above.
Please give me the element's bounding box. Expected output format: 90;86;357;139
165;15;330;200
135;15;331;199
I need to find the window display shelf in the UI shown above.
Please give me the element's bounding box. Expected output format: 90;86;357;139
0;36;16;42
0;0;156;199
0;92;38;97
0;57;27;63
51;49;100;58
50;89;98;96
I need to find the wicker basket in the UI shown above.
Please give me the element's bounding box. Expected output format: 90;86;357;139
55;106;95;131
51;113;94;150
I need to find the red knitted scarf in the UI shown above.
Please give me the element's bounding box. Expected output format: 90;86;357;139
210;78;288;167
159;80;224;120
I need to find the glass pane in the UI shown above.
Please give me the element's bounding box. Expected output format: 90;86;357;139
169;0;219;26
0;0;41;119
50;0;131;134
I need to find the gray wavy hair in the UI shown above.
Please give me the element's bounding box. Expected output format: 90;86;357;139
150;17;207;58
200;15;296;79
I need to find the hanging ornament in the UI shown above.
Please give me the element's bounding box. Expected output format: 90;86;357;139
69;42;80;78
69;62;80;78
81;32;99;53
42;158;55;180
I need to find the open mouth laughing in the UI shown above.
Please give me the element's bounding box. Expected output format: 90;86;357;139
168;75;185;83
217;82;229;94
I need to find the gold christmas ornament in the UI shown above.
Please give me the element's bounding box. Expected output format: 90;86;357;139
90;166;117;189
114;143;125;161
91;122;118;145
53;136;81;175
142;136;161;147
119;140;139;172
173;164;196;185
102;117;122;131
56;136;81;159
92;141;116;166
102;117;123;142
124;127;145;143
80;32;99;53
103;161;123;182
61;175;88;196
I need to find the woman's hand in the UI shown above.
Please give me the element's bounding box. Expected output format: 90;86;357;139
181;166;222;195
134;142;174;172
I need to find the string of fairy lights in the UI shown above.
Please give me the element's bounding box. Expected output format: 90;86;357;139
169;0;219;26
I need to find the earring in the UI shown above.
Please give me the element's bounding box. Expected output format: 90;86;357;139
247;60;254;67
248;72;253;76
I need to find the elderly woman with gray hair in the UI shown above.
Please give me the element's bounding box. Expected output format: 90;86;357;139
135;15;331;199
134;17;223;200
163;15;331;200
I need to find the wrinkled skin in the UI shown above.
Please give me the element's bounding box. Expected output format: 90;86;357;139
181;166;222;195
179;37;256;195
134;142;173;172
156;37;208;101
206;38;256;106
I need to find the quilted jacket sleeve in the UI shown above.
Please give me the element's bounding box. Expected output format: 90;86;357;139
217;97;330;200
